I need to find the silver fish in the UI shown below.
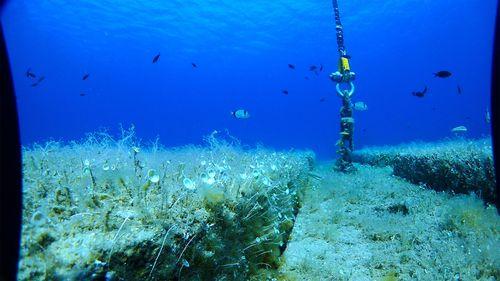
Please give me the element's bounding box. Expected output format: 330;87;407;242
231;109;250;119
451;126;467;133
485;109;491;124
353;101;368;111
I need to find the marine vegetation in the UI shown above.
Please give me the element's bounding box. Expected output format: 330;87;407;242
18;127;314;281
352;138;496;204
279;164;499;281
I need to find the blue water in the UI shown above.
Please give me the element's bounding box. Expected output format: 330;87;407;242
1;0;497;159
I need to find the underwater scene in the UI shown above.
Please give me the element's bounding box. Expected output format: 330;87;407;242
1;0;499;280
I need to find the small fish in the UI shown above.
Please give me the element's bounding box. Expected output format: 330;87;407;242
152;53;160;63
282;89;289;95
412;86;428;97
288;64;295;69
457;84;462;94
82;73;90;80
320;97;326;102
309;65;317;71
231;109;250;119
79;92;86;96
451;125;467;133
25;68;36;79
485;109;491;124
353;101;368;111
191;62;197;68
319;64;324;72
434;70;452;78
31;76;45;87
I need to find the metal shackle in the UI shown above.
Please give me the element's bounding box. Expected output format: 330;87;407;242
336;81;355;97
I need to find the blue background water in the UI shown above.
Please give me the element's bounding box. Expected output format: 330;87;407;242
1;0;497;159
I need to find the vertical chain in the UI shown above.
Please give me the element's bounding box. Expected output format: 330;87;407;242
332;0;356;172
332;0;346;56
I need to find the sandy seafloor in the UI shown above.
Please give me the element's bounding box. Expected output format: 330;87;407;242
278;163;499;281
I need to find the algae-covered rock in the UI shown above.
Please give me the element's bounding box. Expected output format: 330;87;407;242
353;138;496;204
18;130;313;280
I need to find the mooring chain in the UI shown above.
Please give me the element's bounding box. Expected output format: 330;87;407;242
330;0;356;97
330;0;357;172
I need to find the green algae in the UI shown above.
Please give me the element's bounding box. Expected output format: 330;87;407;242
18;129;314;280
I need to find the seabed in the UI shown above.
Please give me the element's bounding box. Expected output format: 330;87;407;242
18;132;499;281
280;163;498;281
